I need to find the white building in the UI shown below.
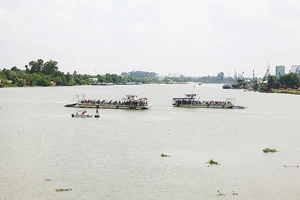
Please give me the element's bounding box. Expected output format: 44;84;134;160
168;73;182;77
90;78;98;84
291;65;300;74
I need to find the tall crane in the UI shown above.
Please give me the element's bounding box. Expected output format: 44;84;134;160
260;69;270;87
239;72;244;80
252;70;258;91
234;70;237;81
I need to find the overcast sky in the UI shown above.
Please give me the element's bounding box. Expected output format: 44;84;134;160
1;0;300;77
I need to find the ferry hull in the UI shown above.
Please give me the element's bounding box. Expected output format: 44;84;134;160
65;103;149;110
172;104;245;109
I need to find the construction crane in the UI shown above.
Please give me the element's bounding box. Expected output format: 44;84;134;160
234;70;237;81
239;72;244;80
260;69;270;87
252;70;258;91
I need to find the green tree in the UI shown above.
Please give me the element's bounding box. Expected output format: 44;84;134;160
17;78;25;87
280;73;300;88
11;66;19;72
217;72;224;80
37;77;49;86
42;60;58;75
37;59;44;72
29;61;39;73
267;75;279;89
25;65;30;74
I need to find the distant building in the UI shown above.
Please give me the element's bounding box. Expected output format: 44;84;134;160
291;65;300;74
90;78;98;85
168;73;182;77
275;65;285;78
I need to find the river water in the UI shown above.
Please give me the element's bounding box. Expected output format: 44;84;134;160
0;84;300;200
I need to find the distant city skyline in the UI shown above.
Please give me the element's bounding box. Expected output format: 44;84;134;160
1;0;300;78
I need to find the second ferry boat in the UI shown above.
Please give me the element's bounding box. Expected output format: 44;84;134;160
172;93;245;109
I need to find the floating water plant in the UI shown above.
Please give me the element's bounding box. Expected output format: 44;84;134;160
207;159;220;165
55;188;72;192
263;148;278;153
45;178;52;181
216;190;225;196
232;191;238;195
161;153;170;157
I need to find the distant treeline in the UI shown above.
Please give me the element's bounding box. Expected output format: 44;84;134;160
0;59;93;87
0;61;253;87
121;71;235;84
0;60;156;87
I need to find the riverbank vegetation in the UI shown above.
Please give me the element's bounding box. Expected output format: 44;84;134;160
0;60;239;87
0;60;159;87
3;59;299;89
258;73;300;94
0;59;93;87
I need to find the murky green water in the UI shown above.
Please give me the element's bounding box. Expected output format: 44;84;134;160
1;84;300;200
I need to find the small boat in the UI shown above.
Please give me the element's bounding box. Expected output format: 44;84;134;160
172;93;245;109
71;110;93;118
222;84;232;89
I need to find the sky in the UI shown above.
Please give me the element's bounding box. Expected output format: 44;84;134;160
1;0;300;77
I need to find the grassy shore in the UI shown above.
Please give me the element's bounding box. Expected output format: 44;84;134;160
271;89;300;95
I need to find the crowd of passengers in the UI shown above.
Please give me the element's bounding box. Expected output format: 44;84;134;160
173;100;233;106
80;99;148;106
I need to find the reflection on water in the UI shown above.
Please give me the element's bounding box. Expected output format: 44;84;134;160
1;84;300;200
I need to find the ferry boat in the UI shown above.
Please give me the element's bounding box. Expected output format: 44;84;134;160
65;94;149;109
172;93;245;109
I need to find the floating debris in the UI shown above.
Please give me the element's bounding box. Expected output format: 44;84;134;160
161;153;170;157
284;165;299;168
55;188;72;192
216;190;225;196
263;148;278;153
45;178;52;181
232;191;238;195
207;159;220;165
